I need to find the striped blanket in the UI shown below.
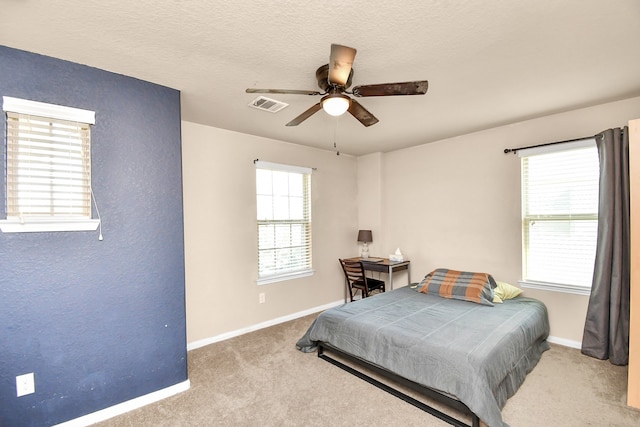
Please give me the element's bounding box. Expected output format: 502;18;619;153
419;268;497;306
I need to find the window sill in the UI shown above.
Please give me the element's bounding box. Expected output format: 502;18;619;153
0;218;100;233
257;269;314;285
519;280;591;296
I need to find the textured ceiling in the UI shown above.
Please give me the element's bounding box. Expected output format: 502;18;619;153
1;0;640;156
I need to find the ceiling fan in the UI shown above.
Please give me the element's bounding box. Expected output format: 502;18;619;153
246;44;429;127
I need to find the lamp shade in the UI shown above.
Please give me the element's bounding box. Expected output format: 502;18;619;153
357;229;373;243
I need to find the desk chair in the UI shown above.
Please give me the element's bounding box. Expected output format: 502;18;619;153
339;258;386;302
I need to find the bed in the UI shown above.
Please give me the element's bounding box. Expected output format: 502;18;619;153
296;270;550;427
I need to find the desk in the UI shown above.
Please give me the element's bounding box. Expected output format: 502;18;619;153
346;257;411;290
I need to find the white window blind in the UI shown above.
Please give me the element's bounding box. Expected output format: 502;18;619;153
520;139;599;292
1;97;98;233
255;161;313;284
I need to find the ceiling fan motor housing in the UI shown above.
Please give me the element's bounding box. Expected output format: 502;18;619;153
316;64;353;91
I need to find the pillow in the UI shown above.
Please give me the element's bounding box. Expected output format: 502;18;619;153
494;281;522;301
418;268;496;306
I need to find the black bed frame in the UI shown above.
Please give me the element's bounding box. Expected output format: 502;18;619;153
317;342;481;427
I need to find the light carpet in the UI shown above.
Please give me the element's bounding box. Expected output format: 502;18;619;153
96;314;640;426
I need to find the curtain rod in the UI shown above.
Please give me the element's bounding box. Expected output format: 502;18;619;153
503;135;597;154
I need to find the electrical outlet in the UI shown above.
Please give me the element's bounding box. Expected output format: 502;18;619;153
259;292;266;304
16;373;35;397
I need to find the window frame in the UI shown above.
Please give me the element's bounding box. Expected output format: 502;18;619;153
518;138;598;296
255;160;313;285
0;96;99;233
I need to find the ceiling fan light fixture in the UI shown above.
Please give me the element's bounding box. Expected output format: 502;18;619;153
247;44;428;127
322;94;350;116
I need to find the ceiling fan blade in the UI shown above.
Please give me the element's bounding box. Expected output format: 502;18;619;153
329;44;357;87
285;102;323;126
246;88;322;95
348;99;379;127
352;81;429;97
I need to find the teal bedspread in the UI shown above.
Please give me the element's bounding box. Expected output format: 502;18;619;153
297;286;550;427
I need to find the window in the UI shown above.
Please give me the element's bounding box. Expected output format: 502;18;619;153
255;161;313;284
519;138;599;295
1;96;99;233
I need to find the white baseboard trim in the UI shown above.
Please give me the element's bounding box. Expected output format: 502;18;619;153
53;379;191;427
187;299;345;351
547;335;582;349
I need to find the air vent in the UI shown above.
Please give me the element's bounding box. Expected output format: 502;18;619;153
248;96;289;113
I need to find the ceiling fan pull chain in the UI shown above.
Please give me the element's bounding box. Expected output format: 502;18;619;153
334;117;340;156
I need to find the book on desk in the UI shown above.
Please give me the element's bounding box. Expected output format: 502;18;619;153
360;257;384;263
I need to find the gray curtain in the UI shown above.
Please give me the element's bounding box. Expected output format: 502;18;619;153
581;127;630;366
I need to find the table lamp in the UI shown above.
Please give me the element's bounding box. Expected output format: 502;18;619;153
357;229;373;259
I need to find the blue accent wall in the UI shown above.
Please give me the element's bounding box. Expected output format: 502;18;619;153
0;46;187;426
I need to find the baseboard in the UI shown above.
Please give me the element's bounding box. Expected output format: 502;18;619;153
187;299;345;351
547;335;582;349
53;379;190;427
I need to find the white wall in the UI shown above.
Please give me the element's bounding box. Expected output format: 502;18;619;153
181;122;357;344
182;96;640;347
356;153;383;256
380;96;640;343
